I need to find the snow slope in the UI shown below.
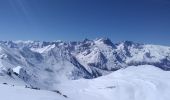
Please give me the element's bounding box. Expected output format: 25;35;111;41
0;84;66;100
0;70;67;100
1;65;170;100
55;65;170;100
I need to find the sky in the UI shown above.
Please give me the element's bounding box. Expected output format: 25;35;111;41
0;0;170;45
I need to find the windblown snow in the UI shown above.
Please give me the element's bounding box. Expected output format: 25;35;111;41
0;38;170;100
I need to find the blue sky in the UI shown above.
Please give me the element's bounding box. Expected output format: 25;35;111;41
0;0;170;45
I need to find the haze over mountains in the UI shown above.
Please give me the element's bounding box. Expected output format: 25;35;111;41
0;38;170;100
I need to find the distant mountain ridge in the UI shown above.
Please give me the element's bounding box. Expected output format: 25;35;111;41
0;38;170;89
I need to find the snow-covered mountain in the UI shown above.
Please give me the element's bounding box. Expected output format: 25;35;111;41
2;65;170;100
0;38;170;89
56;65;170;100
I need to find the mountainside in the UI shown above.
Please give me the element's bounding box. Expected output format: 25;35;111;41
1;65;170;100
0;38;170;89
56;65;170;100
0;83;66;100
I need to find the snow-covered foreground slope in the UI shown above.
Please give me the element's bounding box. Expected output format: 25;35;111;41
55;65;170;100
0;74;66;100
1;65;170;100
0;84;66;100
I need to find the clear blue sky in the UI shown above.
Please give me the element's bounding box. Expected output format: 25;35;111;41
0;0;170;45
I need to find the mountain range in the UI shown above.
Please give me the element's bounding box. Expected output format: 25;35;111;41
0;38;170;90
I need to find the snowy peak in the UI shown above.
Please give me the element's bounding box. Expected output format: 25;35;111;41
94;38;115;48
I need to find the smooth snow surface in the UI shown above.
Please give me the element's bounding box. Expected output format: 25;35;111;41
0;84;66;100
54;65;170;100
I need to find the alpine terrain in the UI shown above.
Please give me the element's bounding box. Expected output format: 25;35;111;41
0;38;170;100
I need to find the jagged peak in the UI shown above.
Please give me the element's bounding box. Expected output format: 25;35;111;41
94;38;115;47
83;38;90;42
116;40;143;48
123;41;136;46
